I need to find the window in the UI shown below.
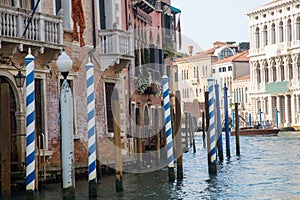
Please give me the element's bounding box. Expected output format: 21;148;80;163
287;58;293;80
99;0;106;30
263;25;268;46
297;17;300;40
35;79;45;149
272;65;277;82
175;71;178;82
271;23;276;44
255;27;260;48
219;47;234;60
287;19;292;42
280;62;285;81
228;66;232;71
264;66;269;83
219;68;222;72
279;21;284;42
222;67;226;72
105;82;115;132
212;69;215;74
257;68;261;83
57;0;72;29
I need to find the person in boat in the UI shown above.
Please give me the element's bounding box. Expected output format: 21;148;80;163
265;120;271;128
254;122;262;129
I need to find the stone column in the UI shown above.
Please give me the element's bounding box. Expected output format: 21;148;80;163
291;94;296;126
284;95;290;127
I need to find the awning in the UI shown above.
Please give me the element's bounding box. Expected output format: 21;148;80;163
170;5;181;14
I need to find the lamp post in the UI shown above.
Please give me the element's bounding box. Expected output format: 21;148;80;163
14;69;26;88
56;49;75;196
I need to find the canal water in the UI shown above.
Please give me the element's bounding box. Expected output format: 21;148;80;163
12;131;300;199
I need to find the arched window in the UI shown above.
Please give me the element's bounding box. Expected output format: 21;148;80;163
297;17;300;40
279;21;284;42
287;19;292;42
271;60;277;82
264;62;269;83
271;23;276;44
287;57;293;80
255;27;260;48
256;63;261;83
263;25;268;46
280;61;285;81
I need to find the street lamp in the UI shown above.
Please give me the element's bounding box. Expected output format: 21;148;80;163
14;70;26;88
56;49;73;79
56;49;75;196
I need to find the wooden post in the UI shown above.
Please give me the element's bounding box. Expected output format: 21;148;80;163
175;91;183;180
192;117;196;153
112;91;123;192
234;103;240;156
1;83;11;198
155;109;160;166
189;113;192;147
202;112;206;148
136;105;142;168
185;112;188;152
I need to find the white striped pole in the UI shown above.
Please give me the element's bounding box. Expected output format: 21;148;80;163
162;75;175;181
25;48;36;192
86;58;97;197
207;78;217;174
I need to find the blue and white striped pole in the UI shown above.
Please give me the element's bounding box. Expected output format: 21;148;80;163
248;113;252;126
25;48;36;192
207;78;217;174
214;82;223;161
162;75;175;181
86;58;97;197
223;84;230;158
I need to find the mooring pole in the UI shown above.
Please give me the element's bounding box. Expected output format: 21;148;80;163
155;109;161;167
192;117;196;153
112;91;123;192
175;91;183;180
223;84;230;157
275;108;279;128
234;103;240;156
232;111;235;128
162;75;175;182
214;82;223;161
248;113;252;126
189;113;192;147
185;112;188;152
259;108;262;126
86;58;97;197
25;48;36;194
136;105;142;169
207;78;217;174
202;111;206;148
1;84;11;198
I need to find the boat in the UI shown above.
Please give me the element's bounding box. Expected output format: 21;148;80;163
230;127;280;136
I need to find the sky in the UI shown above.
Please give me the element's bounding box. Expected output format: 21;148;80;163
172;0;272;53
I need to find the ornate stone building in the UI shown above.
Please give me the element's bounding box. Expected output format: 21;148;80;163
247;0;300;128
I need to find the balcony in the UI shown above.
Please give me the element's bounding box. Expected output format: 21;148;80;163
98;29;134;71
0;5;63;53
132;0;156;14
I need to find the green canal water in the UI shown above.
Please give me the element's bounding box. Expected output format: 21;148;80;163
11;131;300;199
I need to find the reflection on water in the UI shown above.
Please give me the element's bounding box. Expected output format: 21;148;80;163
11;131;300;199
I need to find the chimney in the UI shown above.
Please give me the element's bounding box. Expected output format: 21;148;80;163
187;45;193;56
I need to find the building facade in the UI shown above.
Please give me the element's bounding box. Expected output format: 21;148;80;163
247;0;300;128
0;0;181;188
